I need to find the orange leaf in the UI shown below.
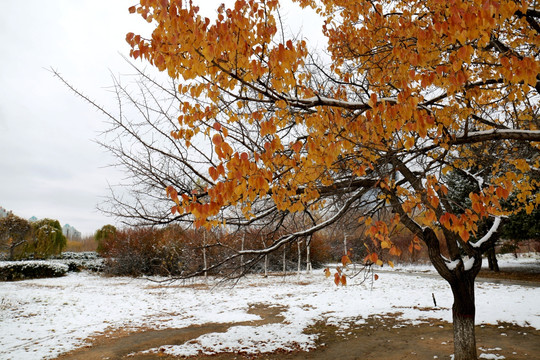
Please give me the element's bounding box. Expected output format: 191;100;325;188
334;272;340;286
439;212;451;229
374;274;379;281
212;134;223;146
424;209;436;223
166;186;179;203
341;255;352;267
340;274;347;286
389;246;401;256
208;166;218;181
496;187;510;200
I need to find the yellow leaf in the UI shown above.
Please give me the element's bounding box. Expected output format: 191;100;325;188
324;267;331;278
404;136;415;150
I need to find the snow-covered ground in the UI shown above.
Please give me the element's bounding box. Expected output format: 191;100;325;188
0;254;538;360
387;252;540;275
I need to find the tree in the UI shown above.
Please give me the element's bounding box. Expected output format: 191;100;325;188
28;218;67;258
94;224;118;254
0;213;32;260
57;0;539;358
500;202;540;251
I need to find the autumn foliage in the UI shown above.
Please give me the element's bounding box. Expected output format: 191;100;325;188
124;1;539;358
127;0;538;248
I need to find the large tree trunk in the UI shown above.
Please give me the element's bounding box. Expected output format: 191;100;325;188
450;276;478;360
422;228;479;360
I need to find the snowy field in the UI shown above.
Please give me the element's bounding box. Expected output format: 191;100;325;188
0;254;539;360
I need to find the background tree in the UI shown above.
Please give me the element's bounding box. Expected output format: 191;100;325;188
444;169;502;271
0;214;32;260
94;224;118;254
27;218;67;259
500;203;540;253
58;0;540;359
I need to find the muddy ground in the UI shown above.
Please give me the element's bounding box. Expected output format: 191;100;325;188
55;269;539;360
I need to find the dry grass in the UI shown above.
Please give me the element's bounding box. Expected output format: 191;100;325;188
64;236;97;252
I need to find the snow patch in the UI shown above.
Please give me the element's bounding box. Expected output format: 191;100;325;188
479;353;505;359
463;256;475;271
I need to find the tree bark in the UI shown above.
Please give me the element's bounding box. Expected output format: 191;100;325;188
450;276;478;360
306;236;312;273
203;232;207;279
486;246;499;272
297;239;302;273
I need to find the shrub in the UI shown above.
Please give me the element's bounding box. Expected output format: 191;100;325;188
99;227;194;276
50;252;104;272
0;261;68;281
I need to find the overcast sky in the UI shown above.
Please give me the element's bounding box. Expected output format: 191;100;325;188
0;1;321;236
0;1;156;235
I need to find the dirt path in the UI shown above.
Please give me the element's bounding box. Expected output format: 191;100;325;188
55;304;285;360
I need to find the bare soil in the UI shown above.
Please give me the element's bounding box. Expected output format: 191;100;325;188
54;270;540;360
55;304;285;360
478;268;540;283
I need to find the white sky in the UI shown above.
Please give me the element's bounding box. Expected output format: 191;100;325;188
0;0;322;236
0;1;151;235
